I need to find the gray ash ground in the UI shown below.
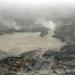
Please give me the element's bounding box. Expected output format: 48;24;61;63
0;44;75;75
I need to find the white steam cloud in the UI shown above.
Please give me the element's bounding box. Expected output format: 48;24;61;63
35;19;56;31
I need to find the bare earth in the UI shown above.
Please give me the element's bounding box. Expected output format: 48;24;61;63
0;32;64;55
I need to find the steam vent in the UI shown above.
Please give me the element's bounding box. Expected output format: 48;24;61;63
0;0;75;75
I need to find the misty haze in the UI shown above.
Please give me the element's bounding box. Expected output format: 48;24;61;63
0;0;75;75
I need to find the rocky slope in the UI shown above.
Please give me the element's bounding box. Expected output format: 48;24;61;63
0;44;75;75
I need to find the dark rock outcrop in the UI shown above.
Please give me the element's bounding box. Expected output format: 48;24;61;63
0;45;75;75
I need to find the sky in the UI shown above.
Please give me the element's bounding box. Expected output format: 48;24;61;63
0;0;75;8
0;0;74;15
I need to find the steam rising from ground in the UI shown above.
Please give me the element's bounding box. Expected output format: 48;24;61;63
0;0;74;60
36;19;56;31
0;4;75;34
0;15;57;34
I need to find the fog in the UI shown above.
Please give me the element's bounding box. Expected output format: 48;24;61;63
0;0;75;34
